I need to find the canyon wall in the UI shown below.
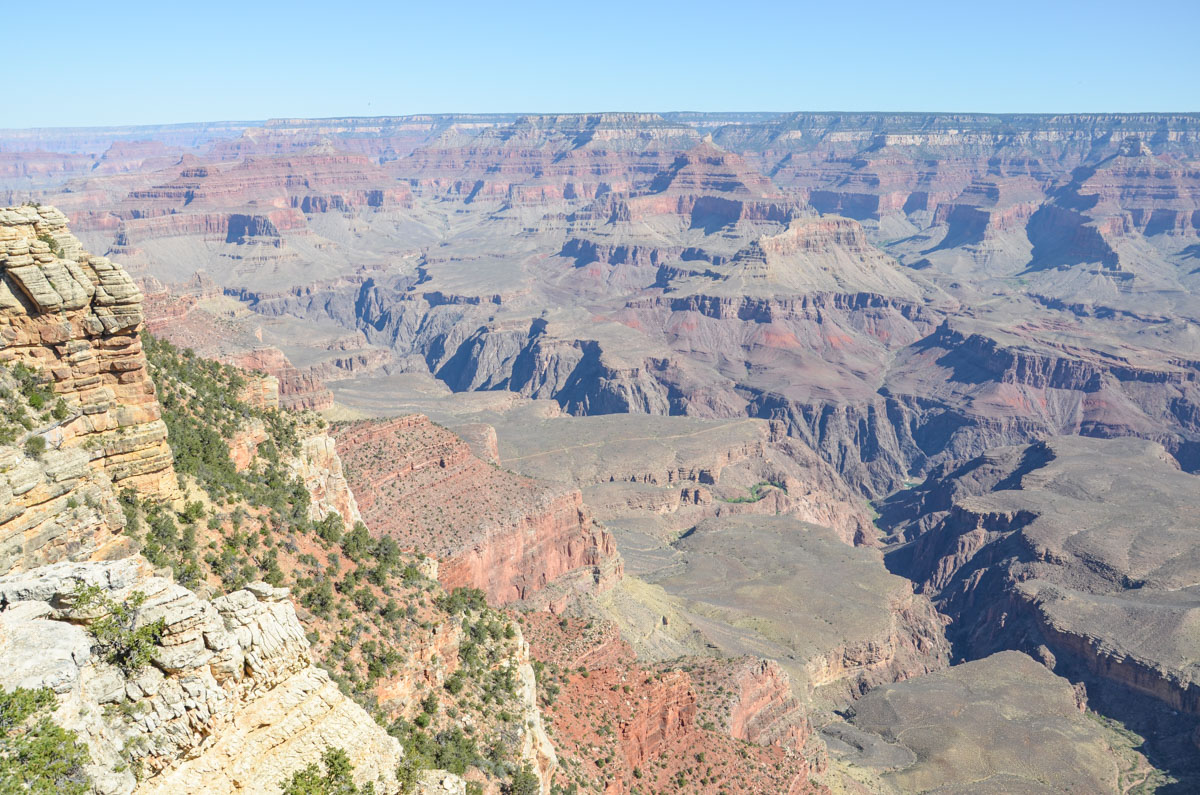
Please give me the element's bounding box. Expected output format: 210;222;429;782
882;437;1200;743
336;415;622;609
0;205;407;793
0;205;176;573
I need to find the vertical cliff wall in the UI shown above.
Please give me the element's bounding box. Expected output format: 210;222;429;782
0;205;176;573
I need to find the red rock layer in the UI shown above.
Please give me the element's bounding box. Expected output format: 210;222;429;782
226;347;334;411
521;616;826;794
336;415;621;607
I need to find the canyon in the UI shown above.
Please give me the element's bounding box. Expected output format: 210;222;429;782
1;108;1199;793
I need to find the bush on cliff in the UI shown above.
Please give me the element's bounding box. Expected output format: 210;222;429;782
0;686;91;794
506;766;540;795
23;435;46;460
73;584;166;675
278;746;375;794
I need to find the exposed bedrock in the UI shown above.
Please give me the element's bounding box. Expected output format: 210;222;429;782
335;415;622;609
226;346;334;411
0;206;179;573
881;436;1200;773
644;516;949;704
495;414;876;546
238;269;1200;511
0;558;402;795
842;651;1153;794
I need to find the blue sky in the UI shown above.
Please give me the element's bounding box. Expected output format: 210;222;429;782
3;0;1198;128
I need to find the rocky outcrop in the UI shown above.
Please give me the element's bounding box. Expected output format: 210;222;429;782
337;415;621;608
0;557;402;794
510;623;559;789
495;415;875;545
618;670;697;768
227;347;334;411
289;433;362;527
0;444;132;573
227;418;269;472
728;660;810;748
0;206;176;497
523;615;825;793
690;657;815;751
0;205;177;574
805;588;950;702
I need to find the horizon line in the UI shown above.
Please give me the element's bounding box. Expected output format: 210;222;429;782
4;109;1200;134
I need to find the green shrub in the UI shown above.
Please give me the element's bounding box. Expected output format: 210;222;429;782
0;686;91;794
506;766;540;795
437;587;488;616
73;585;165;675
278;746;375;794
23;435;46;459
315;513;344;544
341;522;373;562
36;234;62;257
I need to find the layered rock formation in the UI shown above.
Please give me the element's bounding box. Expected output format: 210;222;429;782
642;516;948;704
493;414;875;546
227;347;334;411
336;415;621;608
0;205;176;573
0;207;407;794
882;436;1200;774
289;433;362;526
521;614;825;793
11;111;1200;790
0;558;402;794
688;656;815;750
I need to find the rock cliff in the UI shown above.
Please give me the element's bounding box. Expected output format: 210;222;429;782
0;206;407;793
521;614;825;793
881;436;1200;773
336;415;622;609
0;206;176;574
0;558;402;794
0;206;176;502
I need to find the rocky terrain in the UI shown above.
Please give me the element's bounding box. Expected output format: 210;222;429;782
521;614;825;793
0;209;403;793
880;435;1200;780
837;651;1158;793
334;414;622;609
2;109;1199;793
0;206;837;794
0;558;402;794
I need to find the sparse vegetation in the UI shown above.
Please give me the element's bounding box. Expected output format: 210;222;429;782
36;233;62;257
718;480;785;504
23;435;46;460
0;686;91;794
278;746;375;794
73;584;165;675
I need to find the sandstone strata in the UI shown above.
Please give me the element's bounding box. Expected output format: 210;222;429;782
0;557;402;794
0;205;176;573
228;347;334;411
289;433;363;526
